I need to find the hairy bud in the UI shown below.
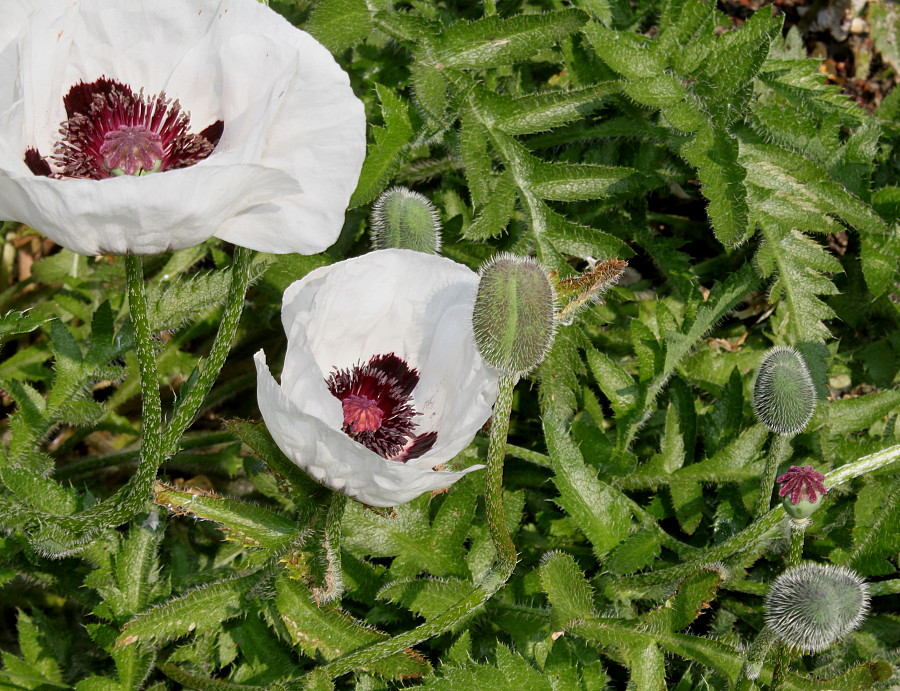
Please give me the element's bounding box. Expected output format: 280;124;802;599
473;253;556;376
371;187;441;254
765;563;869;652
752;346;817;436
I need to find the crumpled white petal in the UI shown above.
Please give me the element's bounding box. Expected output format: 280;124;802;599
0;0;365;255
256;249;501;507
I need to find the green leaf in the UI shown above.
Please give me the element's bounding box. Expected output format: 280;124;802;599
582;22;665;79
421;646;552;690
539;551;596;626
378;577;475;623
350;85;414;208
494;83;620;136
306;0;372;52
543;417;633;558
642;567;722;631
681;126;749;246
815;390;900;436
0;310;50;342
117;575;256;649
275;575;430;679
153;481;297;550
530;161;646;202
756;223;840;343
436;10;588;68
464;171;517;241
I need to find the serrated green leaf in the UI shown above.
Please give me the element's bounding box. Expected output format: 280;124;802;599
815;390;900;436
437;10;587;68
544;417;633;557
153;481;297;550
539;552;595;625
681;126;748;246
494;83;619;136
117;575;255;649
275;575;429;678
421;646;551;690
582;22;665;79
350;85;414;208
642;568;722;631
459;108;493;208
0;310;50;342
306;0;372;52
0;467;78;516
530;161;645;202
378;577;475;623
464;171;516;241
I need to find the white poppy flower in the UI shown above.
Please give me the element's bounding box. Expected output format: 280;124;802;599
255;249;501;507
0;0;365;255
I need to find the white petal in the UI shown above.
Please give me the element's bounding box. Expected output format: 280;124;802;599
276;249;499;470
256;352;483;508
0;164;298;255
1;0;364;256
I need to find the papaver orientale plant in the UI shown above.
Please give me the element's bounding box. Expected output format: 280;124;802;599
0;0;365;255
255;249;500;507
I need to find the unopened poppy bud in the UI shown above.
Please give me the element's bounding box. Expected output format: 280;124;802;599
765;563;869;652
371;187;442;254
752;346;817;436
473;253;556;376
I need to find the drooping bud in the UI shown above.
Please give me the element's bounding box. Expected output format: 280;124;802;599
765;563;869;652
551;259;627;325
752;346;817;436
473;253;556;376
371;187;442;254
777;465;827;519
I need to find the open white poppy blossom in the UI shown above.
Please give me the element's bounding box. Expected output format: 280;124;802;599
0;0;365;255
255;249;501;507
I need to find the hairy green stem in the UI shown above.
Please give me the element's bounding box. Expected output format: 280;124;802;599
124;255;165;467
768;520;809;689
313;492;347;604
735;625;778;689
485;374;518;571
787;518;807;567
755;434;792;520
162;246;254;451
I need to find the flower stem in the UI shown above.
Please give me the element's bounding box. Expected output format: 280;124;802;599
484;374;518;572
754;434;792;520
767;518;809;689
162;246;254;452
788;518;807;567
124;255;164;467
735;625;777;689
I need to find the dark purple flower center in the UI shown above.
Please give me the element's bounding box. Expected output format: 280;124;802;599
25;77;223;180
326;353;437;462
777;465;828;505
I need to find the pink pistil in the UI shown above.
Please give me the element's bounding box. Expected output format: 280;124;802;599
100;125;165;175
342;394;384;433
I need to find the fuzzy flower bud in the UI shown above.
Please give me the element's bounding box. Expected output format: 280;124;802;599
473;253;556;377
752;346;817;436
765;563;869;652
371;187;442;254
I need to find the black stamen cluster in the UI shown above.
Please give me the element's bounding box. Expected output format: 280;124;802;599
326;353;436;461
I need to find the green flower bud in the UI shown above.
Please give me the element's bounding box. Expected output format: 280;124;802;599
765;563;869;652
752;346;817;436
473;253;556;376
371;187;441;254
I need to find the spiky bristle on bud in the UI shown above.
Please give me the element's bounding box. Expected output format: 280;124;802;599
371;187;442;254
473;253;556;377
765;563;869;653
752;346;817;436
